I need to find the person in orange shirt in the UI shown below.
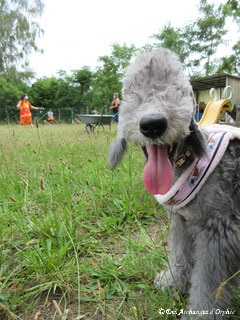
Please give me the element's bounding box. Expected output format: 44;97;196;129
16;94;39;128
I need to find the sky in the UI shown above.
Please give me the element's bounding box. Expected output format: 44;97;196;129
28;0;234;78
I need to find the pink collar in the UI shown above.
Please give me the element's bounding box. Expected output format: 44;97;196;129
155;125;240;210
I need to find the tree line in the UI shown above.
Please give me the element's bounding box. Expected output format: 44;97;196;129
0;0;239;115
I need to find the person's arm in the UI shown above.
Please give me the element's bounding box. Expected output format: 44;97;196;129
110;100;114;109
30;105;39;110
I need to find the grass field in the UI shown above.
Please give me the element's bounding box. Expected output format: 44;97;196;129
0;123;178;320
0;123;238;320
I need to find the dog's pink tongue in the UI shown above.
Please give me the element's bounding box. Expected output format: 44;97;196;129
142;145;173;195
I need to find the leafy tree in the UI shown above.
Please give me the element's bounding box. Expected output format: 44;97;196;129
151;23;188;65
0;0;44;74
224;0;240;25
71;67;92;96
222;0;240;74
232;40;240;72
55;72;78;110
150;0;229;77
214;55;238;74
30;69;94;113
192;0;228;76
92;43;138;109
70;67;93;109
109;43;138;73
0;76;21;108
30;77;59;109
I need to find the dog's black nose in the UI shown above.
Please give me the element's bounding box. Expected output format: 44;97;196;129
139;114;167;138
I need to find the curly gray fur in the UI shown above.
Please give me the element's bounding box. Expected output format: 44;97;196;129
109;48;240;319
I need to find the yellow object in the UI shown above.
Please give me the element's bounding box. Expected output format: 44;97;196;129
198;99;232;127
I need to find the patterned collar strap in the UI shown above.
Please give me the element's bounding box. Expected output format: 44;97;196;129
155;124;240;210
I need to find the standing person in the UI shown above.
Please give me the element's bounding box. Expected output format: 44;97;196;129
47;108;54;124
110;92;120;123
16;94;39;128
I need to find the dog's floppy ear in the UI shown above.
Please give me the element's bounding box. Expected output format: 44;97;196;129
108;138;127;168
187;119;208;158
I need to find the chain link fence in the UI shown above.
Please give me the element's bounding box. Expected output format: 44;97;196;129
0;107;88;125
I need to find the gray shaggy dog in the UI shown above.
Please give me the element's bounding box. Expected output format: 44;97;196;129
109;48;240;319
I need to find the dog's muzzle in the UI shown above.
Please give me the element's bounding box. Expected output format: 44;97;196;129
139;114;167;138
